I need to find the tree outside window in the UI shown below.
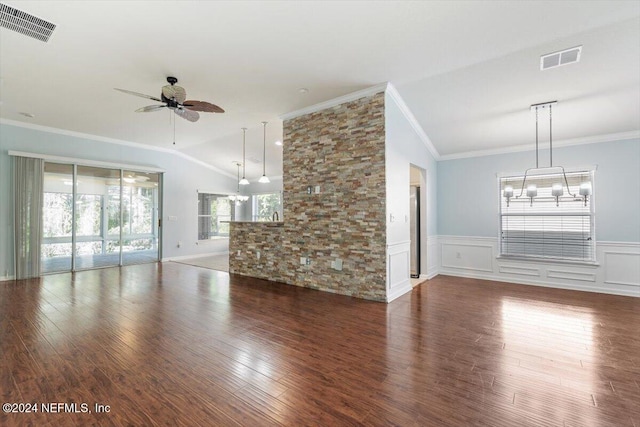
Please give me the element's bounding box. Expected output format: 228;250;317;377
252;192;282;222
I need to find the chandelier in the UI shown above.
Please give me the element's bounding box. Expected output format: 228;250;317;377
229;162;249;203
503;101;592;207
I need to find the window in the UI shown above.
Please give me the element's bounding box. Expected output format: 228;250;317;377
252;192;282;222
198;193;234;239
499;170;595;262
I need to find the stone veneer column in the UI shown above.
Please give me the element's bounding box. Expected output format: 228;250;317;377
280;92;387;301
229;92;387;301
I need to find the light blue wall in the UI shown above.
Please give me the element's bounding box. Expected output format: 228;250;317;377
385;92;438;278
0;123;236;278
385;93;438;238
437;138;640;242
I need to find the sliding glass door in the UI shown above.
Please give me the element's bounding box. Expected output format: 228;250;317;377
42;163;74;273
121;170;160;266
74;166;121;269
41;162;161;274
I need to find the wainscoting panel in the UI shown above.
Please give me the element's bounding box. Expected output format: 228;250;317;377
547;269;596;282
603;250;640;287
436;236;639;297
499;265;540;277
441;240;493;273
387;241;412;302
425;237;439;279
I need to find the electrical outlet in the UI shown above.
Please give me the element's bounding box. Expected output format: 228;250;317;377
237;250;241;256
256;251;261;260
177;241;182;248
306;257;311;265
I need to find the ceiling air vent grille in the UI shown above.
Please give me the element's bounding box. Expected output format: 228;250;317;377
0;3;56;42
540;46;582;70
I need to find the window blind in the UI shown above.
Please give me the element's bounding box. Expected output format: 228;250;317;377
197;193;233;240
499;170;595;262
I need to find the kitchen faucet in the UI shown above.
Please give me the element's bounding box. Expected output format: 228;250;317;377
272;211;279;221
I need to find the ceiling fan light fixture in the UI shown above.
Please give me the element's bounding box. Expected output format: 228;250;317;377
114;76;224;126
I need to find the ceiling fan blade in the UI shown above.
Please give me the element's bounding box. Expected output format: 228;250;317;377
183;100;225;113
135;105;167;112
162;85;186;103
175;108;199;122
115;88;163;102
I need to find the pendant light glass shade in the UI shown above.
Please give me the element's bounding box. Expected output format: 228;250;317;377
239;128;249;185
259;121;270;183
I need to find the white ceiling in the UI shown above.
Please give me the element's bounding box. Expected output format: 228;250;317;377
1;1;639;178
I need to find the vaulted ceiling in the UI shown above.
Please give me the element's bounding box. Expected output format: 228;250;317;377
1;1;638;178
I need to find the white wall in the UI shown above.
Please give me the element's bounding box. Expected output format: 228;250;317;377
384;90;439;301
0;122;236;279
436;138;640;297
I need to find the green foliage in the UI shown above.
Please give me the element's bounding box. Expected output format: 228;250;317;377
255;193;282;222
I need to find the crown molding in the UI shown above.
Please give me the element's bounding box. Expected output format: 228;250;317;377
385;83;440;160
279;83;388;121
438;130;640;161
0;118;236;179
278;82;440;160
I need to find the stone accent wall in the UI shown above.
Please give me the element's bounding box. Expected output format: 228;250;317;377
228;222;285;281
229;92;387;301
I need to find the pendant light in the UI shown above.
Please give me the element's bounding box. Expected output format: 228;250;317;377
239;128;249;185
258;121;270;183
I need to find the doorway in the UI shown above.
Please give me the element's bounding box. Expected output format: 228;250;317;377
409;164;426;281
41;162;162;273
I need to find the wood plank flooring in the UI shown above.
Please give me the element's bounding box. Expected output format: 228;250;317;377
1;263;638;426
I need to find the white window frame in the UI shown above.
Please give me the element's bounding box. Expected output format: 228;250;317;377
498;169;596;264
251;191;283;222
197;192;235;240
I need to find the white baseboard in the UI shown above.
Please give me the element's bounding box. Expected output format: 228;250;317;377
425;269;439;280
0;275;15;282
387;279;412;302
162;251;229;262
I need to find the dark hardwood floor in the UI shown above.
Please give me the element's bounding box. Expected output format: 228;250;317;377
1;263;639;426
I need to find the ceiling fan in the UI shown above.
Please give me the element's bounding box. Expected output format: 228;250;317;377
115;76;224;122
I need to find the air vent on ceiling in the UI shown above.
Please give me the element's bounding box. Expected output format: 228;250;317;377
540;46;582;70
0;3;56;42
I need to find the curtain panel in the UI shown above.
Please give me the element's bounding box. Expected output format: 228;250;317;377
13;156;44;279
